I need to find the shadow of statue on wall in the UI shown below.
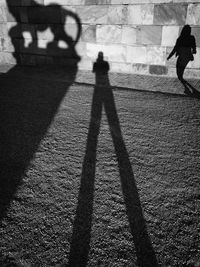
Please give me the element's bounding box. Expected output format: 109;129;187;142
7;0;82;65
0;1;81;223
167;25;200;97
68;52;158;267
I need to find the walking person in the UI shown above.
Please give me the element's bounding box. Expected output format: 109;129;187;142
167;25;196;84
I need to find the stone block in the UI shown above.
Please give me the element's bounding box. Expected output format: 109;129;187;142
107;6;127;24
191;27;200;47
166;46;177;67
131;63;149;75
161;26;180;46
126;46;147;64
85;0;111;4
0;23;7;36
61;6;78;24
81;25;96;42
137;26;162;45
86;43;126;63
111;62;132;73
167;67;176;77
75;41;86;56
78;59;93;70
0;6;6;22
127;5;154;25
96;25;122;44
147;46;166;65
184;68;200;79
6;6;22;22
124;0;172;3
44;0;84;5
0;51;17;64
154;4;187;25
149;65;168;75
122;26;137;45
0;38;3;51
2;37;20;52
75;6;108;24
186;4;200;25
188;47;200;69
63;23;80;43
0;0;6;6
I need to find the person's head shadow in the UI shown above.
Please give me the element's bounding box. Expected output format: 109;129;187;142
0;1;82;225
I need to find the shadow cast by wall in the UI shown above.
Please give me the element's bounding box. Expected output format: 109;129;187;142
0;0;81;223
68;52;158;267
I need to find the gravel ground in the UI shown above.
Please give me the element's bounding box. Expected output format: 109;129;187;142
0;71;199;267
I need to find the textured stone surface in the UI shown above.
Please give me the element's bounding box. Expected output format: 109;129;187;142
86;43;126;63
126;46;147;64
161;26;180;46
75;6;108;24
107;6;127;24
81;25;96;42
188;47;200;69
44;0;84;5
0;6;6;22
96;25;122;44
186;4;200;25
131;63;149;74
137;26;162;45
154;4;187;25
149;64;167;75
128;5;154;25
147;46;166;65
122;26;137;45
0;23;7;36
111;62;132;73
191;27;200;47
166;46;177;67
1;1;200;78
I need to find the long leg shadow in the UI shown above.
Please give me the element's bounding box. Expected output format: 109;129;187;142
69;53;158;267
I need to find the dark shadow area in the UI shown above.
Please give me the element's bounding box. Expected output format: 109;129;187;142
181;80;200;98
167;25;196;82
0;1;81;223
68;52;158;267
167;25;200;96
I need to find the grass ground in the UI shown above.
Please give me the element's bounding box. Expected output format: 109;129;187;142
0;72;199;266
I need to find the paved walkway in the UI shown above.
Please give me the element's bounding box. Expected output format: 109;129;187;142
0;64;200;96
0;66;199;266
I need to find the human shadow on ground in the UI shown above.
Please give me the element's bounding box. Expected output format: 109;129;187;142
0;1;81;223
68;52;158;267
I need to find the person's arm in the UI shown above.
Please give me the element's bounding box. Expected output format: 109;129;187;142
167;39;179;60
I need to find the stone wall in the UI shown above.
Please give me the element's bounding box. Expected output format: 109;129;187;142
0;0;200;78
